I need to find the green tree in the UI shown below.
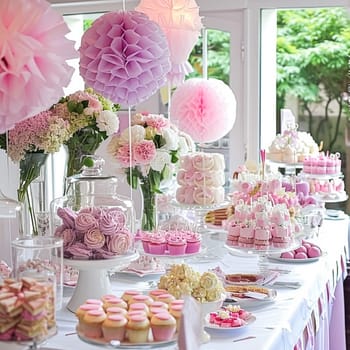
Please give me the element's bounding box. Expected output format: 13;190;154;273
188;29;230;84
277;8;350;151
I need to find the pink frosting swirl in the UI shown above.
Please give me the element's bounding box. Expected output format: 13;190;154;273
75;212;99;233
107;230;132;254
84;228;105;249
57;207;77;228
99;211;119;235
107;208;126;228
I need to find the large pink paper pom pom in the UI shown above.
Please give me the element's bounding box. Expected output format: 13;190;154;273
136;0;202;86
170;78;237;143
79;11;171;107
0;0;77;132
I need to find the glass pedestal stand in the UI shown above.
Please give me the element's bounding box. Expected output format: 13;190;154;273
224;237;301;274
64;251;139;312
172;201;228;262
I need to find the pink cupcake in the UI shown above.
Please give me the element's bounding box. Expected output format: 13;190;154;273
184;231;201;254
167;234;187;255
81;309;106;338
102;314;127;341
150;312;177;341
148;232;167;255
140;231;152;253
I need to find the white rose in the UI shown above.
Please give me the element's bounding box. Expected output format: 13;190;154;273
96;110;120;135
161;128;179;151
120;125;145;143
150;150;171;172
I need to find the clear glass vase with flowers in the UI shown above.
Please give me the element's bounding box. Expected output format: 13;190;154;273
0;110;71;235
107;112;194;232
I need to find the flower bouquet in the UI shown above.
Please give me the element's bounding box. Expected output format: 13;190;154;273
51;88;120;179
107;113;194;231
0;110;71;235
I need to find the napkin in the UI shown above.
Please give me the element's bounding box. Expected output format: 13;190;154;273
178;296;202;350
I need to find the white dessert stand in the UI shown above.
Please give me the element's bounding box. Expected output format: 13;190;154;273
64;251;139;312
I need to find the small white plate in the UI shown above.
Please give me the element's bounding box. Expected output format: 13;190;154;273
117;269;165;278
324;209;347;221
204;314;256;331
268;252;323;263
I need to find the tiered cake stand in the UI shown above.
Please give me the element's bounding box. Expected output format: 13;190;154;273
64;251;139;312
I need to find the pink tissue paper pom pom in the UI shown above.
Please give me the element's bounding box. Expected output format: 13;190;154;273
0;0;77;132
79;10;171;106
135;0;203;86
170;78;237;143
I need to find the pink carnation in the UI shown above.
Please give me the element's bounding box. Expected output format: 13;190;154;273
133;140;156;165
116;143;136;167
143;114;169;131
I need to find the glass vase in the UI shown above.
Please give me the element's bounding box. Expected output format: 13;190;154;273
140;178;158;232
18;152;48;236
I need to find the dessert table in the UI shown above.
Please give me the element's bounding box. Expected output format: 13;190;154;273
2;217;348;350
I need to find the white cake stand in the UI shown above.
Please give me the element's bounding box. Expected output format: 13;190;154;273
64;251;139;312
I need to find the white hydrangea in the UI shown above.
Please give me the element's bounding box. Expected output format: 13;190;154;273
96;110;119;136
150;150;171;172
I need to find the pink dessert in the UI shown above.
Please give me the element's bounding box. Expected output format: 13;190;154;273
0;327;15;340
279;241;322;259
185;232;201;254
150;312;176;341
167;235;187;255
308;246;321;258
148;233;167;255
254;228;270;249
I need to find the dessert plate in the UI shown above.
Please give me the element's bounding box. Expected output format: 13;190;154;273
204;314;256;331
268;252;324;263
224;286;277;309
77;329;177;349
225;271;279;286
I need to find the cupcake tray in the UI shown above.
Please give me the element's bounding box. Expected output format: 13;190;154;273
77;329;177;349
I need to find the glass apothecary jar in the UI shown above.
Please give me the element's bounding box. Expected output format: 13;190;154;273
11;236;63;312
51;155;136;261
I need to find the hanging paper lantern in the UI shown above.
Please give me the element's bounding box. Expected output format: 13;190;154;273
79;10;171;107
0;0;77;132
136;0;203;86
170;78;237;143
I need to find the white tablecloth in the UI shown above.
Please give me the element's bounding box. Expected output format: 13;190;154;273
2;218;348;350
